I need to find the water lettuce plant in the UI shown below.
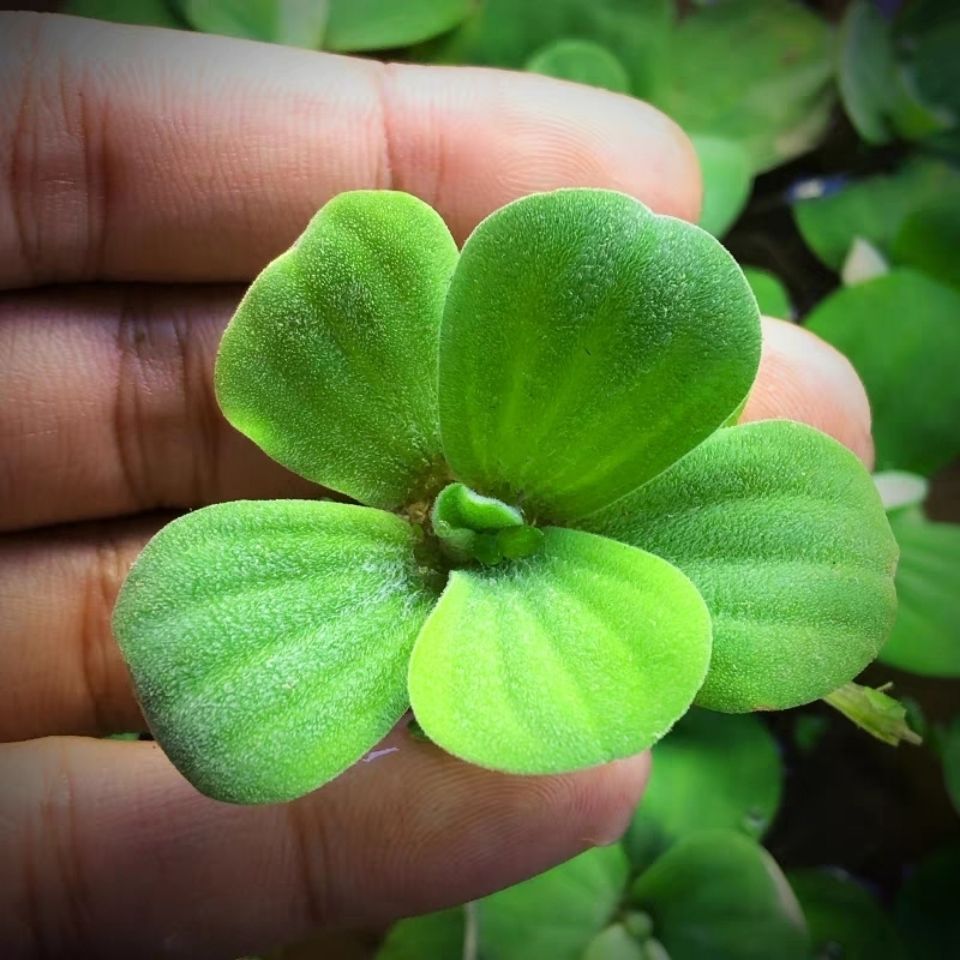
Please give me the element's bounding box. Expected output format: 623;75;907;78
112;188;898;804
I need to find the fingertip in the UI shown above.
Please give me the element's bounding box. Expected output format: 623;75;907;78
383;63;702;240
744;317;875;468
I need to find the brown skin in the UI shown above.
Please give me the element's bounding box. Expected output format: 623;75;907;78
0;13;873;960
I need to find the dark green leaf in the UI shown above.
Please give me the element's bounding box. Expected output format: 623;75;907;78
879;509;960;677
408;528;712;774
479;845;629;960
325;0;474;52
376;908;464;960
631;832;809;960
742;267;792;319
788;868;906;960
805;269;960;475
943;716;960;816
624;709;782;867
216;191;458;509
438;189;760;522
526;39;630;93
651;0;835;172
113;500;439;803
692;135;753;238
586;421;898;712
894;845;960;959
178;0;328;47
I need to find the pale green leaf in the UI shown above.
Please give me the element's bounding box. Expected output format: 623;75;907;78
874;471;929;513
216;191;458;509
651;0;834;172
879;509;960;677
793;157;960;270
823;681;922;746
526;39;630;93
423;0;673;99
692;135;753;237
742;267;792;319
325;0;473;52
438;189;760;523
805;269;960;475
376;908;464;960
630;832;809;960
178;0;329;47
624;709;782;868
408;527;712;774
479;846;629;960
841;237;890;286
65;0;186;27
586;420;898;712
113;500;439;803
788;868;906;960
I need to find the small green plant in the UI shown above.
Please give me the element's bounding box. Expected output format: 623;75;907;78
112;188;897;804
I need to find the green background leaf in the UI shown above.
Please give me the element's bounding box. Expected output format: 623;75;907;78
625;710;782;868
582;924;648;960
890;195;960;290
650;0;835;173
743;267;792;319
479;845;629;960
178;0;329;47
216;191;458;510
325;0;474;52
879;509;960;677
408;527;712;774
793;157;960;271
630;832;809;960
894;845;960;960
587;420;898;712
805;269;960;475
525;39;630;93
438;189;760;522
692;135;753;238
422;0;672;100
376;907;464;960
65;0;186;27
788;868;906;960
113;500;439;803
943;716;960;816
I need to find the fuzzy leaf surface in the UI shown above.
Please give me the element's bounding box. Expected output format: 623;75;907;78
113;500;438;803
479;845;630;960
216;191;458;509
805;270;960;475
631;832;809;960
438;189;760;522
408;527;712;774
586;420;898;712
879;509;960;677
625;710;782;868
324;0;473;52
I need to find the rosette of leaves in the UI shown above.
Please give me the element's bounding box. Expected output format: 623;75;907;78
113;188;897;804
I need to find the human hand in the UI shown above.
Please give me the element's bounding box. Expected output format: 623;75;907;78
0;12;873;959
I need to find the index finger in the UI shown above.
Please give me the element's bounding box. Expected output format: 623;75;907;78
0;12;700;289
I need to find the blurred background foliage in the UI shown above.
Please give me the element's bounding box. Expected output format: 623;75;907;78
60;0;960;956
